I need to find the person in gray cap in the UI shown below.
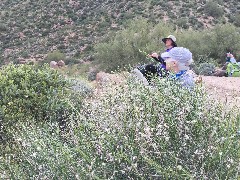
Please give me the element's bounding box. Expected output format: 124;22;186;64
161;47;195;88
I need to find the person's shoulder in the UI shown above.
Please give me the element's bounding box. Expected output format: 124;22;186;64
180;72;195;88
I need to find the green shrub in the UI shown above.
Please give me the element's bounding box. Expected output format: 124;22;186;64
176;18;189;29
215;0;224;5
195;62;216;75
178;24;240;64
64;58;80;65
45;51;66;63
0;64;83;142
70;79;93;97
0;23;7;31
204;1;224;18
232;14;240;27
150;0;161;6
87;70;97;81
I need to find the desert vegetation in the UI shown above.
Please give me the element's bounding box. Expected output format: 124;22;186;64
0;65;239;179
1;0;240;64
0;0;240;179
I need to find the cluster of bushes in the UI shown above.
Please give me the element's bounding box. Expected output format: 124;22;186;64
1;74;239;178
204;1;224;18
94;19;240;73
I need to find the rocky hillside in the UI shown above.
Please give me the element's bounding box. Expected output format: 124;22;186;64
0;0;239;64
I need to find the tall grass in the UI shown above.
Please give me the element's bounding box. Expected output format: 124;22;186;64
0;74;239;179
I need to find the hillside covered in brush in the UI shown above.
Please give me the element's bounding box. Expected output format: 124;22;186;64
0;0;239;64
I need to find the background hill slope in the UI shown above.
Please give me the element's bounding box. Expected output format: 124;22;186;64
0;0;239;64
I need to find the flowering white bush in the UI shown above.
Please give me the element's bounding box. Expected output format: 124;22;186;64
0;74;239;179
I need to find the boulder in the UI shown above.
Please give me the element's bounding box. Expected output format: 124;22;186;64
57;60;65;67
50;61;58;69
212;69;226;77
95;71;125;94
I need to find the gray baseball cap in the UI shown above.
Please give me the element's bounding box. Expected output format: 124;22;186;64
161;47;193;65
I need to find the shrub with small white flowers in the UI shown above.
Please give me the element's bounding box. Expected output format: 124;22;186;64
0;74;239;179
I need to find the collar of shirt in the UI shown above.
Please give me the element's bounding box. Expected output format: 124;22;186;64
166;47;174;52
174;70;187;79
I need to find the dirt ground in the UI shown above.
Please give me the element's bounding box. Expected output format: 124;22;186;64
93;72;240;107
201;76;240;107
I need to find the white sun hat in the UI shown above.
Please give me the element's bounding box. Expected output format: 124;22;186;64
162;35;177;43
162;35;177;47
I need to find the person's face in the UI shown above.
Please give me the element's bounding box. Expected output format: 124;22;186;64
165;38;173;47
165;58;178;71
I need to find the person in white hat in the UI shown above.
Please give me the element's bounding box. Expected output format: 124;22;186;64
161;47;195;88
150;34;177;62
161;35;177;49
137;35;177;82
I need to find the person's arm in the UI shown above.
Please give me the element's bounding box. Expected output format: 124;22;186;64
150;53;164;63
151;56;159;61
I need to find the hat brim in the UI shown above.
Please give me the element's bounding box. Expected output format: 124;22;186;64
161;52;171;60
162;38;168;43
162;38;177;47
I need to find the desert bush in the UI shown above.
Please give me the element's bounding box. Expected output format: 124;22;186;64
95;19;152;72
1;74;239;179
70;79;93;97
87;70;97;81
64;58;80;65
150;0;161;6
0;64;85;142
195;62;216;75
0;23;7;31
45;51;66;63
209;25;240;63
176;18;189;29
178;24;240;64
215;0;224;5
232;14;240;27
204;1;224;18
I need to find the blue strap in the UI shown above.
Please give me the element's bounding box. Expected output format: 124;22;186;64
174;70;187;79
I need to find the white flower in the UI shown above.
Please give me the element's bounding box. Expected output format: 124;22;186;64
184;134;189;140
133;156;137;161
177;165;182;170
229;158;234;164
32;152;37;158
75;174;80;179
165;136;170;141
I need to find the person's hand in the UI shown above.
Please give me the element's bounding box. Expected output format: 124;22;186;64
150;52;158;58
227;53;234;58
